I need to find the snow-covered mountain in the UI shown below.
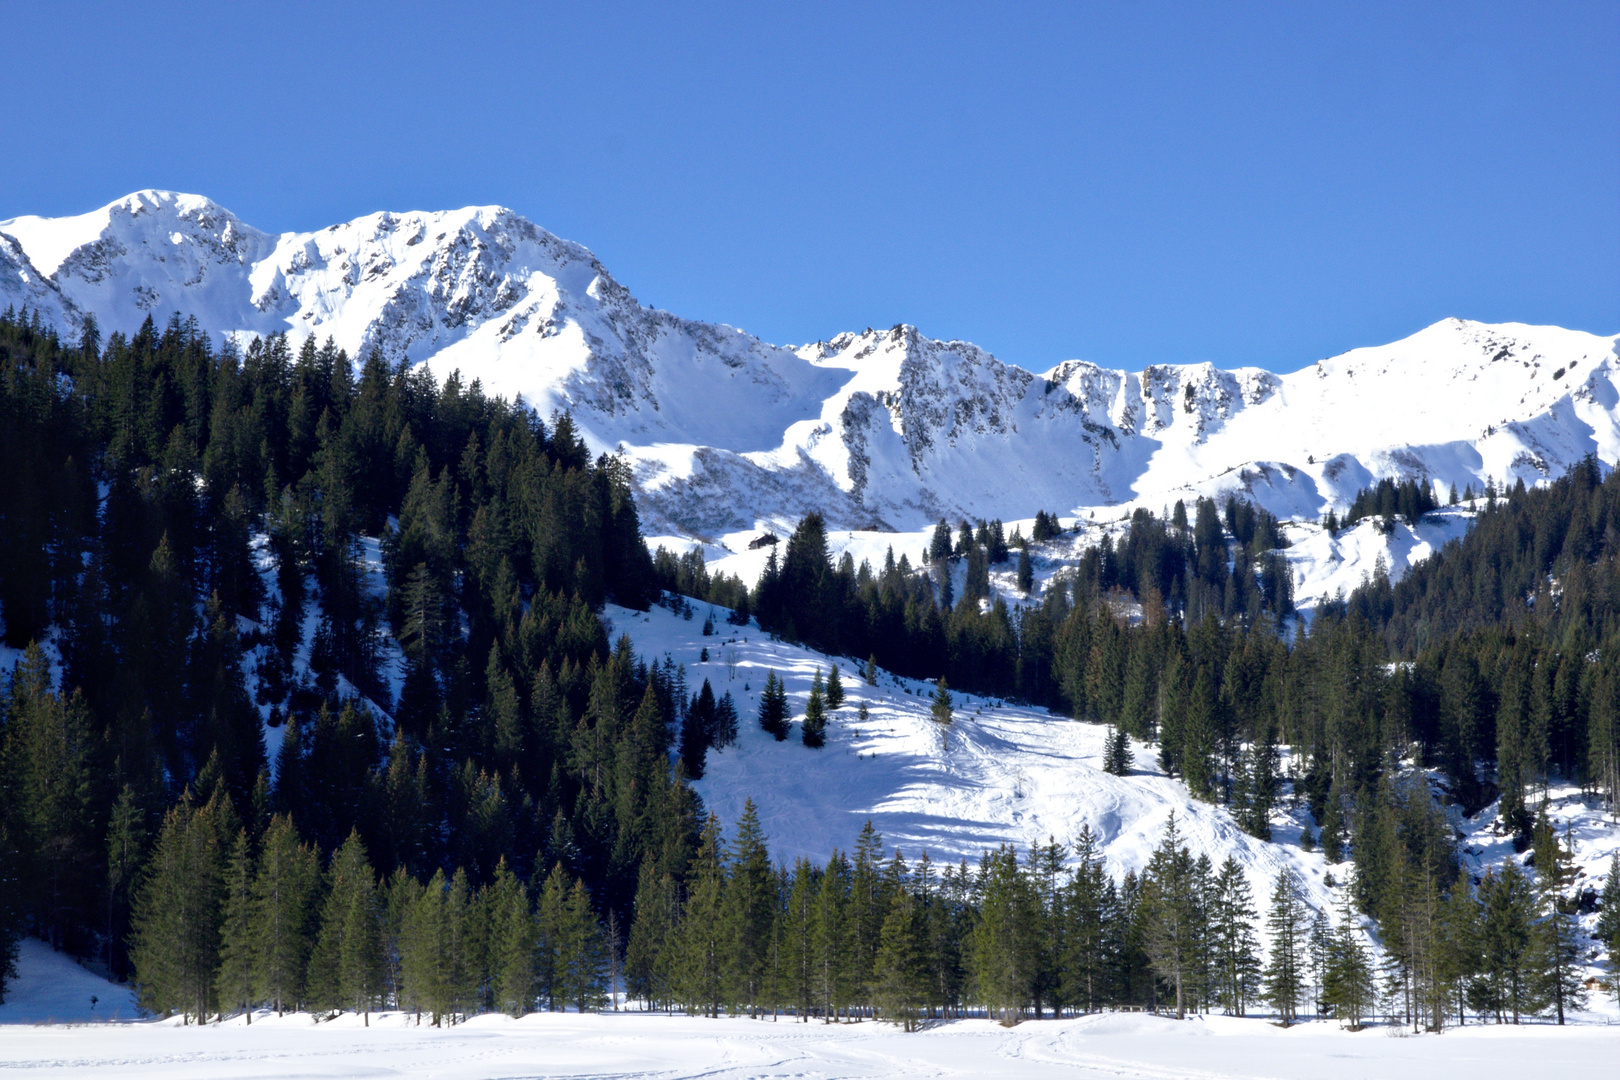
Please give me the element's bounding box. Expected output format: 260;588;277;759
4;191;1618;542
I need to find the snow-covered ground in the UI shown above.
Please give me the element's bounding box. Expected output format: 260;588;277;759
0;1004;1615;1079
4;598;1617;1074
609;602;1339;920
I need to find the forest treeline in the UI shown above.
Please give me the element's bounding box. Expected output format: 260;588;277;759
661;466;1620;1008
95;786;1620;1029
0;308;685;1003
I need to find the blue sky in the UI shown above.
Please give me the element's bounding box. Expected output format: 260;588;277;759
2;1;1615;372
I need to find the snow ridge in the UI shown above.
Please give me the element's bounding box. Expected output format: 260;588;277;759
4;193;1619;546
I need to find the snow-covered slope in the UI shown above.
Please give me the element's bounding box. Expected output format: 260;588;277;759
612;600;1339;914
4;192;1617;548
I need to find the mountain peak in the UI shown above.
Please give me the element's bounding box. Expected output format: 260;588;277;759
3;192;1618;541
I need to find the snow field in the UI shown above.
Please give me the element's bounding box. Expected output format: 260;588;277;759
609;602;1341;921
0;1004;1615;1079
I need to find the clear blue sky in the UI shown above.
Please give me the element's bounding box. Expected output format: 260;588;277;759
2;1;1615;372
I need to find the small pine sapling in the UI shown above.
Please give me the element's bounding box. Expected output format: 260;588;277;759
929;678;953;725
826;664;844;709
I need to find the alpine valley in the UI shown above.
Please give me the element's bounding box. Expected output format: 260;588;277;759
2;191;1619;1071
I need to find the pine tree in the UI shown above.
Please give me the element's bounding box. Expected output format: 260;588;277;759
488;858;534;1016
215;829;258;1022
677;814;727;1016
1103;726;1132;776
1534;824;1587;1024
1139;813;1202;1018
626;860;678;1010
721;800;775;1014
758;671;789;740
1262;868;1308;1025
310;830;383;1024
970;845;1036;1023
251;815;319;1016
873;889;926;1030
1437;877;1482;1026
825;664;845;710
929;678;953;726
1016;547;1033;594
104;784;148;982
864;656;878;686
1597;855;1620;1009
130;792;228;1022
1479;862;1543;1023
803;670;827;749
1209;857;1260;1016
1322;893;1375;1028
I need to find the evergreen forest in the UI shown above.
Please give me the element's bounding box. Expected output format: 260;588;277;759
0;307;1617;1027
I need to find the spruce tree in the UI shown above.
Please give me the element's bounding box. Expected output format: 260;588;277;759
439;868;480;1022
130;792;228;1023
310;830;383;1024
679;684;712;779
0;828;17;1004
873;889;926;1030
1103;726;1132;776
929;678;953;726
812;852;851;1022
1063;826;1116;1013
1437;877;1482;1026
1262;868;1308;1025
1322;893;1375;1028
401;869;449;1024
8;644;98;953
779;857;820;1021
1597;855;1620;1008
758;671;789;741
970;845;1037;1023
1139;814;1201;1018
1479;862;1542;1023
803;671;827;749
722;800;774;1014
1209;857;1260;1016
215;829;258;1022
825;664;845;710
251;815;319;1016
626;860;678;1010
104;784;148;982
1534;824;1587;1024
1307;905;1332;1020
713;692;739;749
488;859;534;1016
677;814;727;1016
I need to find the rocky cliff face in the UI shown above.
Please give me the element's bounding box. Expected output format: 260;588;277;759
4;192;1618;541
